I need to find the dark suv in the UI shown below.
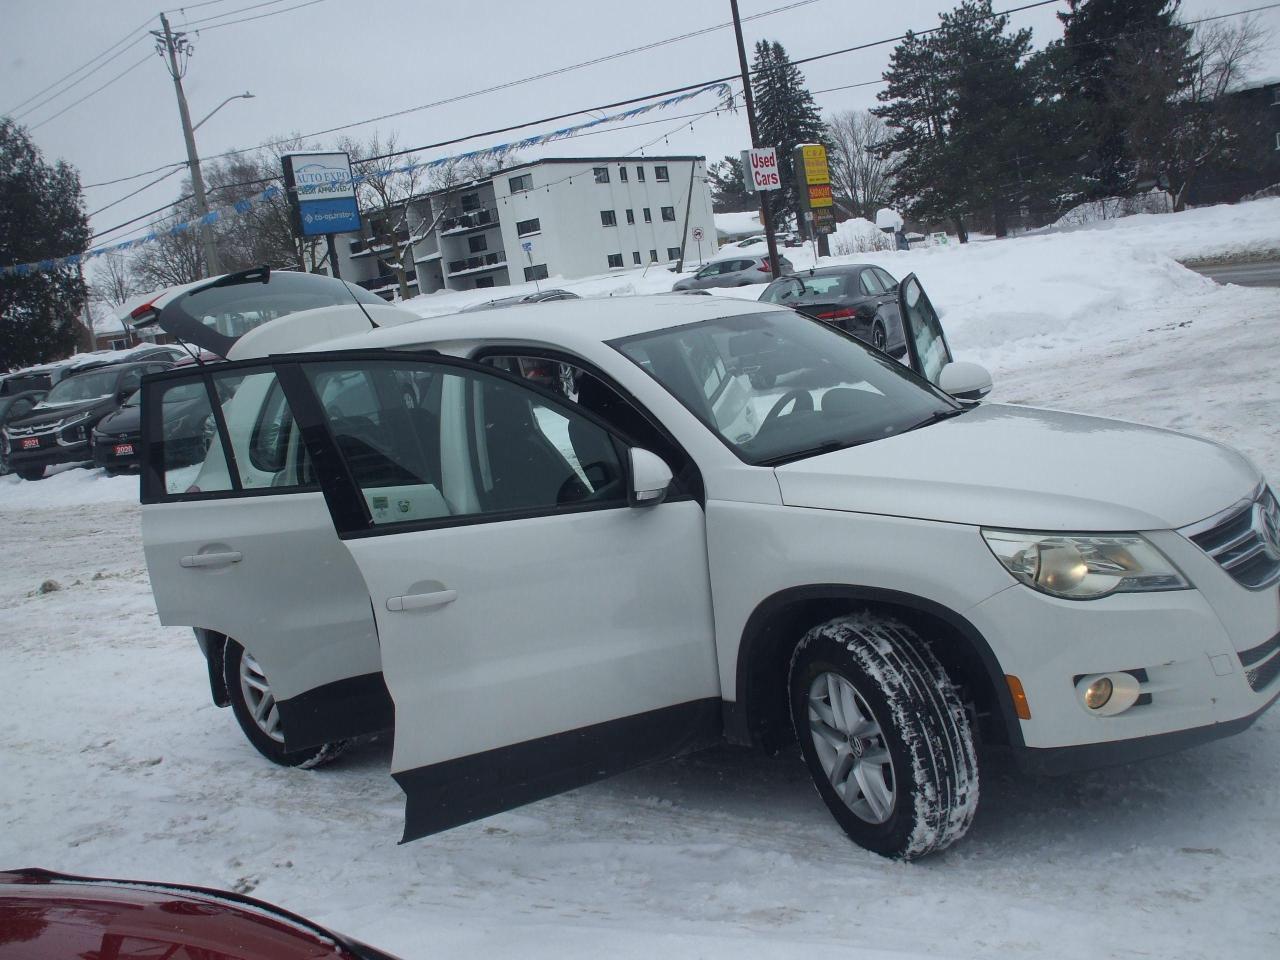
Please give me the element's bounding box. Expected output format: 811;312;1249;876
4;360;174;480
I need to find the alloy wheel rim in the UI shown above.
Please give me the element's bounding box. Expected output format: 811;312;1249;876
239;651;284;743
873;327;886;349
807;672;896;824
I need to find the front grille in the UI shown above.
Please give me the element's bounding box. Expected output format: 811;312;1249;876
1239;631;1280;692
1184;486;1280;590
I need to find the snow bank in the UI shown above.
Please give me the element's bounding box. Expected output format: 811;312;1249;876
0;464;138;506
714;210;762;238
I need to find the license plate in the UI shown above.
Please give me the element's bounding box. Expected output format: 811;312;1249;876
114;443;134;456
20;438;39;450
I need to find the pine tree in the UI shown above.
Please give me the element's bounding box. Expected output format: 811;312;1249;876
0;120;90;369
750;40;825;227
1053;0;1193;197
707;155;756;212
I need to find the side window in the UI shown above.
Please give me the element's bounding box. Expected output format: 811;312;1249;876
762;278;802;303
859;270;885;295
300;359;627;528
873;267;898;291
156;377;227;496
209;369;310;491
901;278;952;384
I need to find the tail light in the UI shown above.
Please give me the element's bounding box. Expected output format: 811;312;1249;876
758;262;773;273
815;308;856;320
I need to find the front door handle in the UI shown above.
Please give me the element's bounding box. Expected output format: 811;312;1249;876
180;551;243;569
386;589;457;612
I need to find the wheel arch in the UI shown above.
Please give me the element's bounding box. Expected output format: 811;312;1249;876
726;584;1023;752
194;627;231;708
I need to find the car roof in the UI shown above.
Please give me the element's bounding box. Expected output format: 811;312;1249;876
307;294;782;356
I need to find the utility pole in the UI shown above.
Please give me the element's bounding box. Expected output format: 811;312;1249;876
729;0;780;276
154;13;221;276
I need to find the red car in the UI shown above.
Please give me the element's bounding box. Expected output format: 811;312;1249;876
0;869;401;959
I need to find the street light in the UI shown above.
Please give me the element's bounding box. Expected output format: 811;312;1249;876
193;92;254;132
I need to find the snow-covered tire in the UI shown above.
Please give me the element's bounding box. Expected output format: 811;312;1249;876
223;640;347;769
789;613;979;860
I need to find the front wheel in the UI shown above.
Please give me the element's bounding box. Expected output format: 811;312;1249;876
789;614;979;859
223;640;346;768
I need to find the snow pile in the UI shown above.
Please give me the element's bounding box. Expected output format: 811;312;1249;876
714;210;762;239
829;217;889;255
0;464;138;506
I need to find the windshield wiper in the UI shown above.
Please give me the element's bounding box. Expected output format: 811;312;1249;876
758;439;860;467
901;406;969;434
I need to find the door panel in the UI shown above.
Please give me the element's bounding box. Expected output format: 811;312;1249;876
898;273;953;383
280;353;721;839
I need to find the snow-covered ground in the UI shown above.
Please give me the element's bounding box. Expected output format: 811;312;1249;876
2;200;1279;959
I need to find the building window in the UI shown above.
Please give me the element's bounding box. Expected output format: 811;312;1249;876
619;166;629;183
516;218;541;236
649;249;658;262
607;254;624;268
625;209;635;225
509;174;532;193
461;193;480;212
600;210;617;227
524;264;549;282
667;246;682;261
661;206;676;222
632;251;641;265
593;167;610;184
636;166;645;182
643;207;652;223
468;235;488;253
655;165;669;182
474;276;495;288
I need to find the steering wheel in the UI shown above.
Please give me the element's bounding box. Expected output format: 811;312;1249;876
763;389;814;429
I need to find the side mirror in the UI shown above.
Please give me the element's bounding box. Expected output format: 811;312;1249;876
629;448;673;507
937;361;993;401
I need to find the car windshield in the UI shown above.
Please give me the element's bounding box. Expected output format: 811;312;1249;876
612;310;957;465
42;369;118;405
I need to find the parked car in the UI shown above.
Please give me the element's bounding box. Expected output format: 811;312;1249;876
3;360;175;480
137;266;1278;860
0;868;402;960
459;289;581;311
759;264;908;354
69;343;189;372
0;358;81;397
672;254;794;291
0;386;47;476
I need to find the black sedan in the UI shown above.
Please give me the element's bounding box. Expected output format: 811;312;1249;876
4;360;173;481
759;263;907;355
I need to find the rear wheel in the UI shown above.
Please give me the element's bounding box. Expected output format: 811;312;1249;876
15;465;44;481
789;613;979;859
223;640;346;768
871;322;887;351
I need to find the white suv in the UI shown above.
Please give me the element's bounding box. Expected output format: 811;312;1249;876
139;269;1280;859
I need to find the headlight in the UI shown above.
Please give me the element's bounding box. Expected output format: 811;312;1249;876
981;529;1190;600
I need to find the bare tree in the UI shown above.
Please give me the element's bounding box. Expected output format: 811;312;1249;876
826;109;894;219
1118;15;1269;211
89;250;138;306
131;212;204;290
338;132;427;301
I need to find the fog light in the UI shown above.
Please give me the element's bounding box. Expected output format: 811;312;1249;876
1075;672;1142;717
1083;677;1113;710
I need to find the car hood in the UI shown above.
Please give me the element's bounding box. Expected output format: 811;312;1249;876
96;403;140;436
9;397;108;429
773;403;1260;531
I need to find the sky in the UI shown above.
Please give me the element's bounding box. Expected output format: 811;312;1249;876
3;0;1278;262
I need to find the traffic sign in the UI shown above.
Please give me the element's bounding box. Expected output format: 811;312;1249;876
691;226;704;241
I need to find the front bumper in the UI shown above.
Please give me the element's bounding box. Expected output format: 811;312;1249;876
91;432;141;471
967;526;1280;767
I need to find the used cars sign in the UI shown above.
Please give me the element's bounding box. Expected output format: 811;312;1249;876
282;151;362;237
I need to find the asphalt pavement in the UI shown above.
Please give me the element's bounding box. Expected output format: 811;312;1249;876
1187;259;1280;288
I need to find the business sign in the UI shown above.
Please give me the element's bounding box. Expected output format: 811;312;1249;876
799;144;830;186
742;147;781;191
930;231;949;246
282;151;361;237
807;183;833;209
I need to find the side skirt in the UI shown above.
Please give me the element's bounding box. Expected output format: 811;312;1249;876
395;698;723;842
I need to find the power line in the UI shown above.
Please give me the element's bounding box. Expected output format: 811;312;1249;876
84;162;188;190
87;167;186;218
162;0;248;12
186;0;310;28
28;54;155;132
194;0;331;31
11;34;150;123
3;14;154;116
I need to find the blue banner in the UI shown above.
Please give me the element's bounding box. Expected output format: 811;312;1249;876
299;196;361;236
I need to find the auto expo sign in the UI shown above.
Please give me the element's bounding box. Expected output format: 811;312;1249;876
745;147;781;191
282;151;362;237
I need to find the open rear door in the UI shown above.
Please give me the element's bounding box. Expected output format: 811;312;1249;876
275;351;722;840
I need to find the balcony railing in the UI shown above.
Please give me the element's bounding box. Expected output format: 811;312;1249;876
356;270;417;291
439;207;499;234
445;251;506;276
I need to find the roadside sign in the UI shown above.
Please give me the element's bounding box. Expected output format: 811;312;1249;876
521;241;533;252
745;148;781;191
282;152;361;237
799;144;830;186
930;232;949;246
691;226;704;241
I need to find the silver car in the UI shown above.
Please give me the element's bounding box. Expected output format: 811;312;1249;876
672;253;794;291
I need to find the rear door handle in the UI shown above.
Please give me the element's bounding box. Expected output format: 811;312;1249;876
386;589;457;612
180;551;243;569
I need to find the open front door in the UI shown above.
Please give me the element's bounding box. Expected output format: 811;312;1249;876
898;273;954;385
275;351;721;841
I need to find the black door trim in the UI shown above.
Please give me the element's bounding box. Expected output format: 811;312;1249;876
274;671;395;750
394;697;722;842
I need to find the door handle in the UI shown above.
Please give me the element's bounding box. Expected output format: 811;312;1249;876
386;589;457;612
180;551;243;569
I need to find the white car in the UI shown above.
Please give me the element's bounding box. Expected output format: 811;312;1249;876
138;269;1280;859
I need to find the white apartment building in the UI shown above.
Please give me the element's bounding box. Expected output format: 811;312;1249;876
334;156;717;296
